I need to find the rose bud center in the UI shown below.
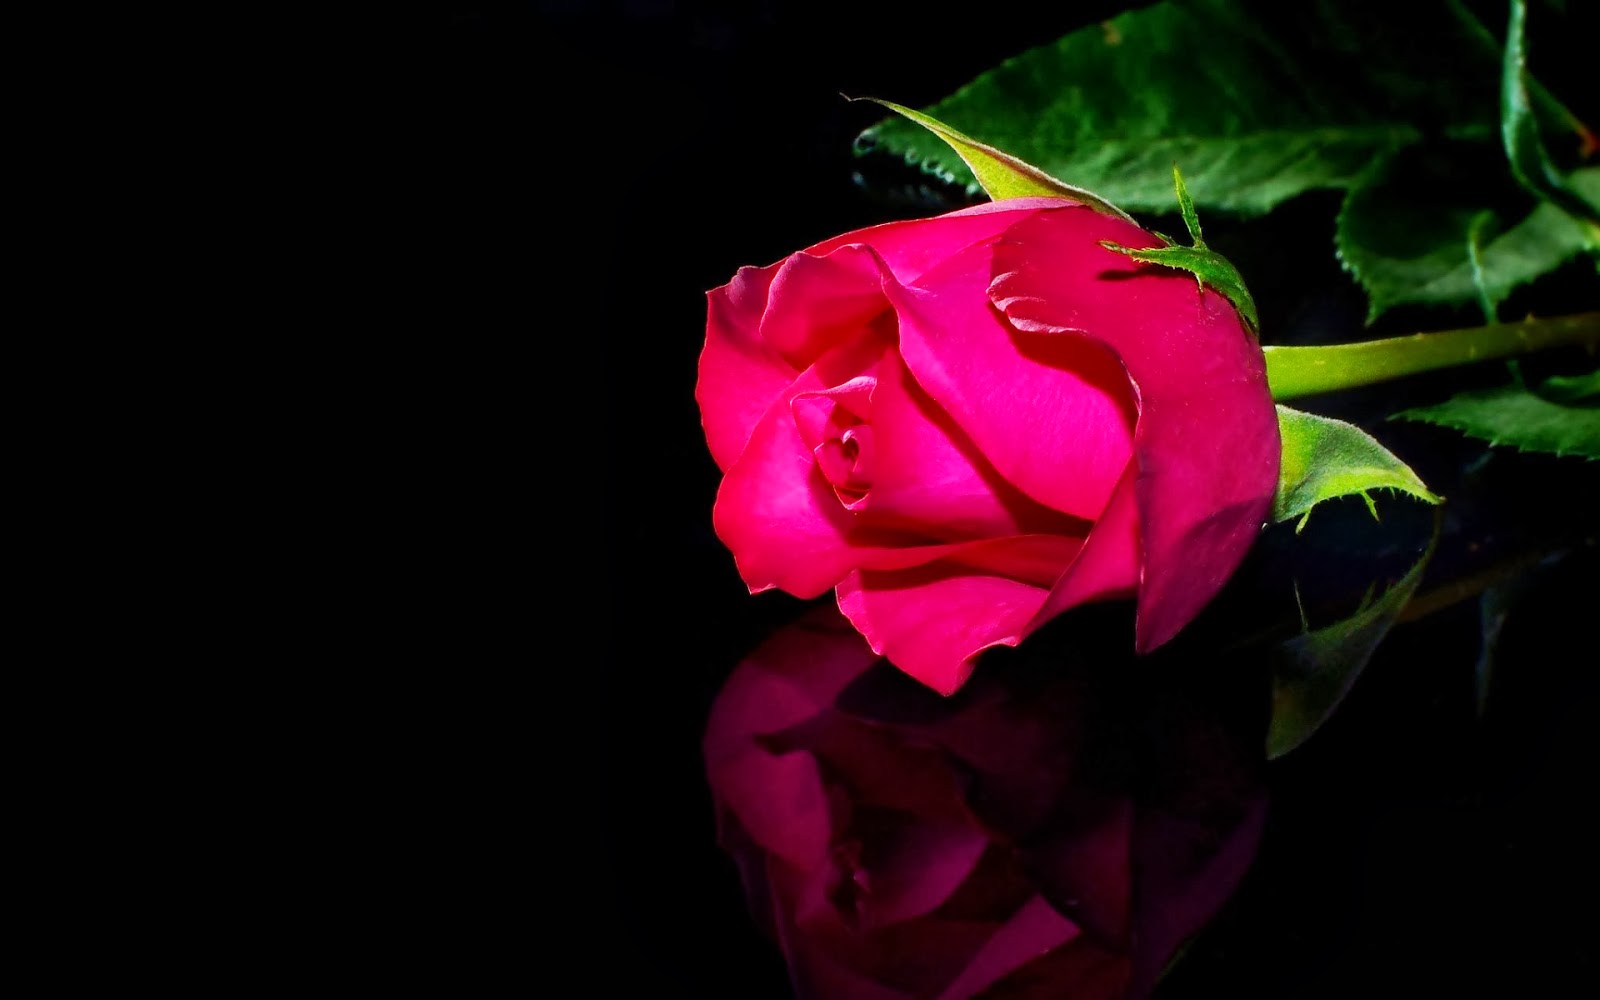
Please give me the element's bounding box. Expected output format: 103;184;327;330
792;374;878;507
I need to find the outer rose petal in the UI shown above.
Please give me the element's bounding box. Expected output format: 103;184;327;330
805;197;1077;286
837;535;1085;695
1026;464;1142;630
989;205;1279;652
761;245;898;368
934;895;1082;1000
888;238;1138;522
699;264;798;472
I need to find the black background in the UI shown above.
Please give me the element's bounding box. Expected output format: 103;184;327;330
412;2;1598;995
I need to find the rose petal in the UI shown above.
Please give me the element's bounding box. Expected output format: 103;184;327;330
699;264;800;471
805;197;1076;286
696;229;928;473
989;206;1279;652
715;253;1080;598
836;535;1084;695
1130;796;1266;998
889;239;1138;522
761;708;989;931
792;376;876;451
704;607;882;868
856;817;990;930
712;326;904;597
1026;464;1142;631
761;245;897;368
1022;798;1134;949
934;895;1081;1000
860;350;1088;541
979;936;1129;1000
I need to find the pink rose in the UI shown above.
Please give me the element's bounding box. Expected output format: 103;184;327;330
704;605;1267;1000
698;197;1279;693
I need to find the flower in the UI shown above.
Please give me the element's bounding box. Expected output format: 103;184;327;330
698;197;1279;694
703;605;1267;1000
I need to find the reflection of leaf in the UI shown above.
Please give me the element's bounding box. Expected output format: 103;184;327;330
855;0;1509;216
1267;526;1438;758
1273;405;1442;531
1393;366;1600;460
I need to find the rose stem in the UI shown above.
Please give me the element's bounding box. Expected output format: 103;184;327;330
1263;311;1600;401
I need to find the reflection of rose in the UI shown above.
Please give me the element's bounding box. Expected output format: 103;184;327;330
698;198;1278;693
704;606;1267;999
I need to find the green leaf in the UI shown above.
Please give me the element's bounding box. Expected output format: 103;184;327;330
1331;1;1599;322
1100;166;1260;330
1393;366;1600;459
1501;0;1600;227
1336;152;1600;323
1444;0;1594;154
1536;368;1600;403
852;99;1134;222
1273;405;1443;531
855;0;1507;216
1267;525;1437;758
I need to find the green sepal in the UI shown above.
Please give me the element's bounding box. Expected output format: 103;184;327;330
1273;405;1443;531
1101;166;1260;332
851;98;1135;223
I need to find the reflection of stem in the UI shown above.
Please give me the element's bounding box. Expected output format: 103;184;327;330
1225;534;1586;653
1264;312;1600;400
1396;541;1588;623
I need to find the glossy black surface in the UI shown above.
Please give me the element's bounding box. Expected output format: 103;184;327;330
421;3;1598;994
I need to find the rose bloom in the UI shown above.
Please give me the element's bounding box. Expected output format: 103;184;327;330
704;605;1267;1000
698;197;1279;694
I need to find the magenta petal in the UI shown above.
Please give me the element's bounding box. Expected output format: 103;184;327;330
889;241;1138;521
778;930;912;1000
1023;798;1134;948
862;351;1083;540
761;246;896;367
703;607;879;868
792;376;875;448
699;264;802;472
934;895;1081;1000
805;197;1074;286
712;329;895;598
856;818;990;929
715;267;1042;597
1026;464;1141;630
1129;797;1267;998
989;206;1279;652
836;535;1082;695
698;236;895;473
